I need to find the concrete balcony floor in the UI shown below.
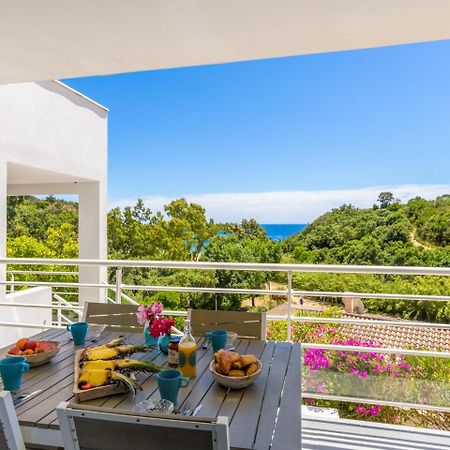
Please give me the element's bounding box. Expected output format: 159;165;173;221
302;416;450;449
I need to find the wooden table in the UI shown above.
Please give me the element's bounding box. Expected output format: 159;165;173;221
0;328;301;449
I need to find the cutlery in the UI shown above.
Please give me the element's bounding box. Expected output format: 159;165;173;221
12;391;29;404
13;390;42;406
192;404;203;416
178;401;191;416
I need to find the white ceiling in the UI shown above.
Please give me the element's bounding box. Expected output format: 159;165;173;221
1;0;450;84
7;163;91;186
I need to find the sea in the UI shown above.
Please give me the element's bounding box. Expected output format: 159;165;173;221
261;224;307;241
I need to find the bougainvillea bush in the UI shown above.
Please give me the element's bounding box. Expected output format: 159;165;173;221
266;315;450;430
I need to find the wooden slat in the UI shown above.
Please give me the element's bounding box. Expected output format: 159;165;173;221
228;341;275;449
145;337;214;410
44;332;145;426
183;339;251;419
271;342;302;450
252;342;292;450
17;332;128;427
84;302;141;332
190;310;265;339
217;340;266;422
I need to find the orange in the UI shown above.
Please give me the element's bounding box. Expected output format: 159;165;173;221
16;338;29;351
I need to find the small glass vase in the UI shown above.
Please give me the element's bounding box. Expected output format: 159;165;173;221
158;333;171;355
144;325;158;347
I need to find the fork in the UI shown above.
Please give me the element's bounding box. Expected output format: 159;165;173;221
179;401;192;416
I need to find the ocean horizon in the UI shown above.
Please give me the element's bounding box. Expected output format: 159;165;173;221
261;224;307;240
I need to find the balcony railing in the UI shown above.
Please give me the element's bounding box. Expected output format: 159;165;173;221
0;257;449;417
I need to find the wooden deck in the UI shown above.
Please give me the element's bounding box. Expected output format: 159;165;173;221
0;328;302;449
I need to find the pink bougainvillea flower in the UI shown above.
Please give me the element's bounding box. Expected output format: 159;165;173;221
150;302;163;316
136;305;149;325
370;406;381;417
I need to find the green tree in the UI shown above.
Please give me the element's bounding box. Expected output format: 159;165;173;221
377;192;395;209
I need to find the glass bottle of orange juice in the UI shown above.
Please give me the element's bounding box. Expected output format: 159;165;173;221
178;319;196;378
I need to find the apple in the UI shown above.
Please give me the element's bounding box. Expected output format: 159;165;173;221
36;341;53;353
24;340;37;352
8;346;22;355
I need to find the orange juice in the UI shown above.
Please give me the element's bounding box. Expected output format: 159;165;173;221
178;341;197;378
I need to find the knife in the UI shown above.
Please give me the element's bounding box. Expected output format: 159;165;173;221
192;404;203;416
13;390;42;406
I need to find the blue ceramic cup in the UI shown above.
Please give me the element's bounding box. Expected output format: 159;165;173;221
205;330;228;353
67;322;88;346
157;369;190;406
0;357;30;391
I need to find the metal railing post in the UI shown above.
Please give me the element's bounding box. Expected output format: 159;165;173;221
57;297;62;327
287;271;293;342
115;267;122;304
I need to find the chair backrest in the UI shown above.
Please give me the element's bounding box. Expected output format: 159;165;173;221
83;302;141;332
189;309;266;339
57;402;229;450
0;391;25;450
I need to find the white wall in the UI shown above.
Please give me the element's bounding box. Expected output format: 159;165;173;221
0;81;107;182
0;81;108;303
0;287;52;347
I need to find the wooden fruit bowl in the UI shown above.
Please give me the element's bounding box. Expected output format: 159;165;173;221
209;359;262;390
7;341;60;367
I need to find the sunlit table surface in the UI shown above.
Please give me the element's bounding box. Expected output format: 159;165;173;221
0;328;301;449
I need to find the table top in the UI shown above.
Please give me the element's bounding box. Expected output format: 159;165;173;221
1;328;301;450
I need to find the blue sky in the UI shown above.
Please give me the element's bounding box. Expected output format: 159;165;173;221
64;40;450;222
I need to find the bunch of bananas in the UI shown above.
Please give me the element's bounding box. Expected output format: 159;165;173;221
78;338;161;394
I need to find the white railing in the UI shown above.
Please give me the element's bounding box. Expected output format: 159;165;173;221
2;258;450;334
1;258;449;413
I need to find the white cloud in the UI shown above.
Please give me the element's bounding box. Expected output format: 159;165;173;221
110;184;450;224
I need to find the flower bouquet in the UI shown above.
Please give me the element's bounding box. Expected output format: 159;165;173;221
136;302;174;353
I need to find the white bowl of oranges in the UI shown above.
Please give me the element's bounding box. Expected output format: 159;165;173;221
210;349;262;390
7;338;60;367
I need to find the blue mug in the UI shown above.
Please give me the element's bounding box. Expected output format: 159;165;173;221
205;330;228;353
0;357;30;391
157;369;190;406
67;322;88;346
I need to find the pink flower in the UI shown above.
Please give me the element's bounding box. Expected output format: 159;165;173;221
151;302;163;316
370;406;381;417
359;371;368;379
136;305;148;325
356;406;366;415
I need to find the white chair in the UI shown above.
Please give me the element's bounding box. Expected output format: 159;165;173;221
0;391;26;450
57;402;230;450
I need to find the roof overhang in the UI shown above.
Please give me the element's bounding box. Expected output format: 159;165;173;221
1;0;450;84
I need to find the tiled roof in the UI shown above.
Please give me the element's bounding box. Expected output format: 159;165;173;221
341;314;450;352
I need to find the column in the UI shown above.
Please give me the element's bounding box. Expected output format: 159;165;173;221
78;181;107;305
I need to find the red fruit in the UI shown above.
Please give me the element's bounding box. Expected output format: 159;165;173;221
24;340;37;351
37;341;53;353
16;338;29;351
23;349;34;355
81;384;92;390
8;346;21;355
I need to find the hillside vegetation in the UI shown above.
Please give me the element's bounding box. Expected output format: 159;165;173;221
6;193;450;321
